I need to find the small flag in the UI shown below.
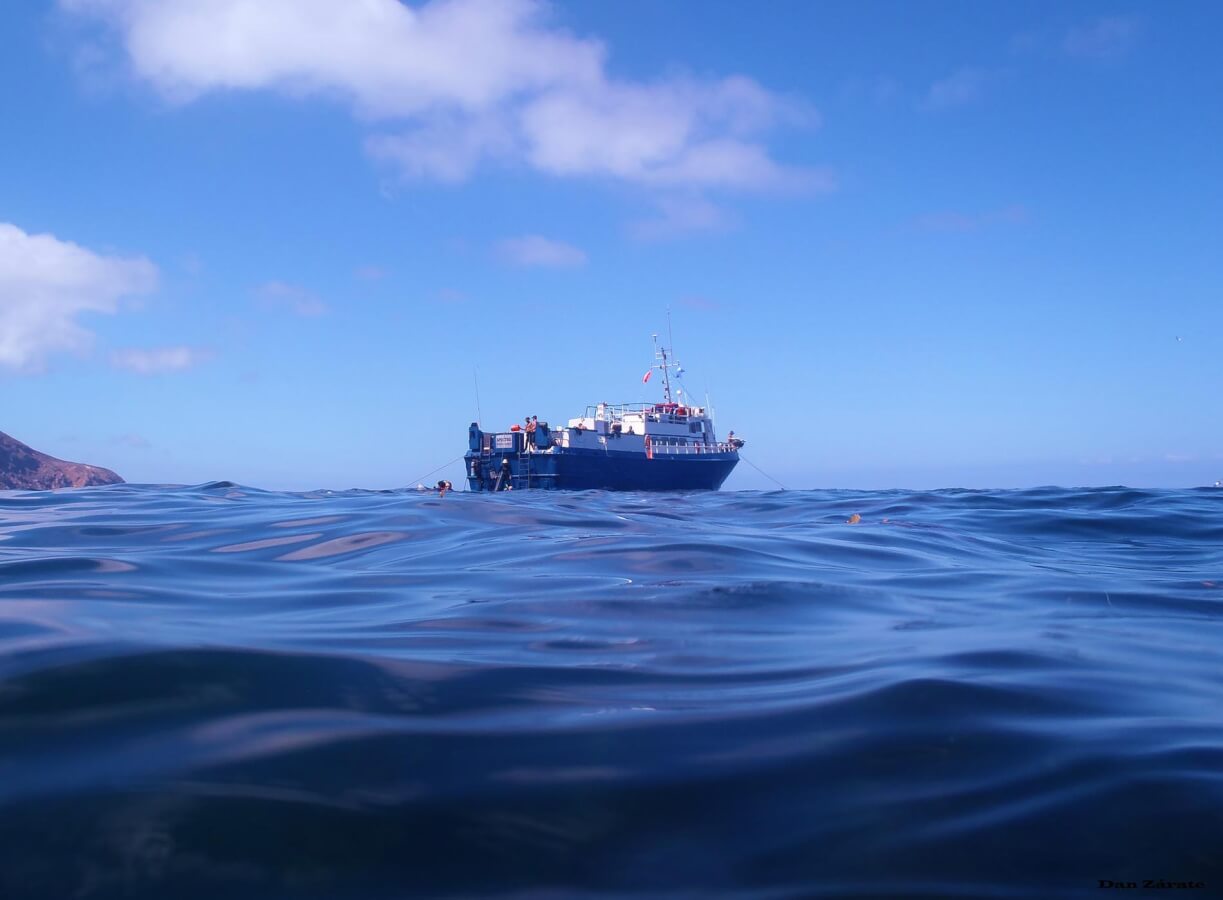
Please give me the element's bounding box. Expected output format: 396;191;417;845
642;370;652;383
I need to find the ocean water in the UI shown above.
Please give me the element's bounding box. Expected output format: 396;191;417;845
0;483;1220;899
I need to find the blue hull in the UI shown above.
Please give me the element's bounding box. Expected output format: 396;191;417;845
465;447;737;492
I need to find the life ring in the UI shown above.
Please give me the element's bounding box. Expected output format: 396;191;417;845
644;435;653;460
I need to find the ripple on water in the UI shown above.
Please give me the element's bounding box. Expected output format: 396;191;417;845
0;483;1219;898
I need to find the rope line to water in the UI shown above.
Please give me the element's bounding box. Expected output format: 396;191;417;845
407;456;464;489
739;454;788;491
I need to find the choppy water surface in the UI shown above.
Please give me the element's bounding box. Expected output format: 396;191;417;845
0;483;1220;899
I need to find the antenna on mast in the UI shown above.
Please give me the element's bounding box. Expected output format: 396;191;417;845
653;331;674;403
650;315;686;404
473;367;483;427
666;307;678;402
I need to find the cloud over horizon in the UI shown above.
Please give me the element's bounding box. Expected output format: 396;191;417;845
1064;15;1142;60
922;67;992;111
110;345;213;374
255;280;327;316
496;235;587;268
62;0;818;190
629;196;735;242
0;222;157;373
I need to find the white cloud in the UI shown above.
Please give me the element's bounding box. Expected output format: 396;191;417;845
922;67;990;111
678;295;722;312
62;0;604;114
1064;16;1141;60
0;222;157;373
517;77;815;189
255;280;327;316
110;345;212;374
630;196;733;242
366;111;517;182
1163;452;1197;464
496;235;586;268
62;0;816;190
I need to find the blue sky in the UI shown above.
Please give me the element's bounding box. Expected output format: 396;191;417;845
2;0;1220;490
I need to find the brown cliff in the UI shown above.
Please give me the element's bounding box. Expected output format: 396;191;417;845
0;431;125;490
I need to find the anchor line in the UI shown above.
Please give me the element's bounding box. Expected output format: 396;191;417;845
739;454;788;491
407;456;465;490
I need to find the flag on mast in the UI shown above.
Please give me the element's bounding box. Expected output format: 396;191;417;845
642;370;653;383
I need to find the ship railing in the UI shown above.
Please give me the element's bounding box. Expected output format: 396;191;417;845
583;402;706;425
649;441;735;455
584;402;652;421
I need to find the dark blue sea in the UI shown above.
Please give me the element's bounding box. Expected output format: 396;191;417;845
1;484;1220;899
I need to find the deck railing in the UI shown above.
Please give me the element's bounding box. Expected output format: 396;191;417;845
649;441;736;455
483;431;738;456
583;402;706;423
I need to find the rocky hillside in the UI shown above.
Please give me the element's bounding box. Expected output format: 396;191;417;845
0;431;124;490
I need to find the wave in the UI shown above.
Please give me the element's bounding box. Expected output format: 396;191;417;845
0;484;1220;897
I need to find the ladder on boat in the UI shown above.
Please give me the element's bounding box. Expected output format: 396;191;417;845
516;446;532;490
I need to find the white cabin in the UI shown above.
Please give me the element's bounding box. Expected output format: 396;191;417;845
554;401;729;454
538;331;737;457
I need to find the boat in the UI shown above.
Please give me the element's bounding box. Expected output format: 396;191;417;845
465;334;742;491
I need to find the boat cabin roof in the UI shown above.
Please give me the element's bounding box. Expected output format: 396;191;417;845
579;401;708;423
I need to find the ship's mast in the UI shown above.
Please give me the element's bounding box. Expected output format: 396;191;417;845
651;332;676;404
666;308;678;404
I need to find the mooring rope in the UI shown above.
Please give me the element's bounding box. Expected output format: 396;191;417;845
739;454;788;491
407;456;464;490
